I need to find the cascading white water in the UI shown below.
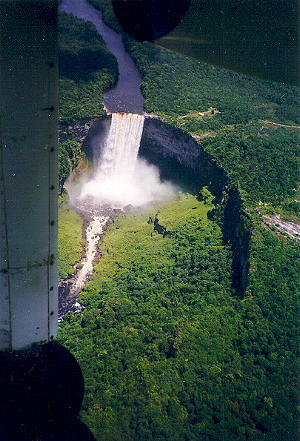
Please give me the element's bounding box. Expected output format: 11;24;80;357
70;215;109;296
98;113;145;180
77;112;175;209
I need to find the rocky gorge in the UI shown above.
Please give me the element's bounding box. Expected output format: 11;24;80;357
81;115;251;296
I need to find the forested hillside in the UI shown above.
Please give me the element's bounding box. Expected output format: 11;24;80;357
59;12;117;124
57;3;299;441
157;0;299;86
127;41;299;215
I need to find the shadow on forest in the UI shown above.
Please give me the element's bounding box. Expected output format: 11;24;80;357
59;49;113;82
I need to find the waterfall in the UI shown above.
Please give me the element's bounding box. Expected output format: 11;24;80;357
98;113;145;180
78;112;175;210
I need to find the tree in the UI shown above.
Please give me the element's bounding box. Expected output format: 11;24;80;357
198;186;214;205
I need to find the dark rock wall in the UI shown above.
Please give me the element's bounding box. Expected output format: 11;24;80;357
82;116;110;162
222;187;251;295
142;118;201;169
141;118;227;200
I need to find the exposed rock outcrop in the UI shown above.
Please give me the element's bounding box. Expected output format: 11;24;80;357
153;216;169;237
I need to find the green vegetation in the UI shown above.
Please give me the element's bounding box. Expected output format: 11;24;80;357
59;12;117;125
58;197;83;279
58;139;83;193
127;41;299;214
88;0;121;32
129;41;299;125
242;227;299;440
58;195;232;439
58;195;298;440
201;125;299;207
198;186;215;205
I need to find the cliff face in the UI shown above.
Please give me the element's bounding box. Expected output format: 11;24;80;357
222;187;251;295
142;118;201;169
82;116;110;162
85;116;250;295
141;118;228;200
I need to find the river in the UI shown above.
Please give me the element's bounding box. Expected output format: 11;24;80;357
60;0;144;113
59;0;144;318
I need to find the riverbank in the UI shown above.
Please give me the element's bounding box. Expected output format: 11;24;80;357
58;197;84;280
60;0;143;114
58;212;111;320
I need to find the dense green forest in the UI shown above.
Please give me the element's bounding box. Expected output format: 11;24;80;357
129;41;299;125
57;3;299;441
59;12;117;124
58;196;298;441
88;0;121;33
58;196;83;279
127;41;299;213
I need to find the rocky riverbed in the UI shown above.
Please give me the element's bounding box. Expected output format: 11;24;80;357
58;204;122;320
263;214;300;242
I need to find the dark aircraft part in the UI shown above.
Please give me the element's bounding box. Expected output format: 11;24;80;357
0;342;97;440
112;0;191;41
0;342;84;423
